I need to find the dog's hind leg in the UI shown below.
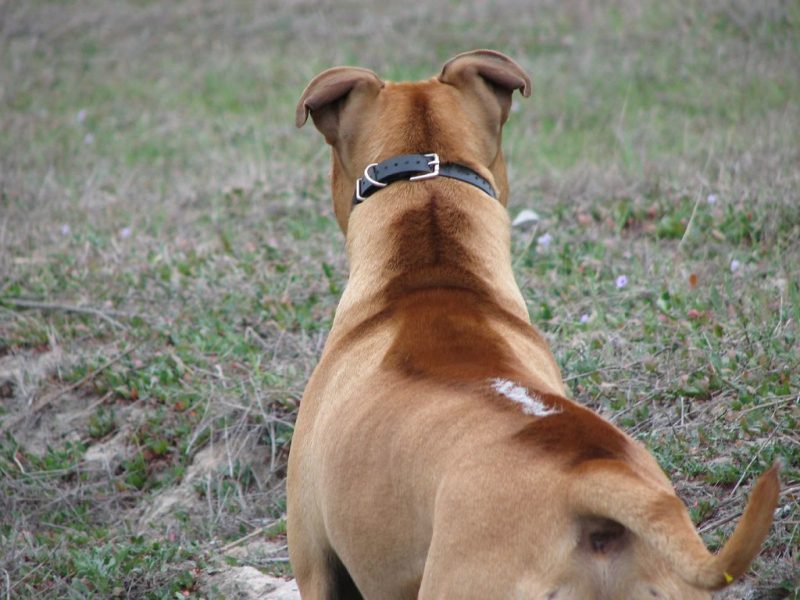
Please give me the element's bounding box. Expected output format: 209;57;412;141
326;552;363;600
288;521;363;600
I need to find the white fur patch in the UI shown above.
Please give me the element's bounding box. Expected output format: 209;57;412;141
490;378;559;417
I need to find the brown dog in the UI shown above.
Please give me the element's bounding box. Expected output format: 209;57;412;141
288;50;780;599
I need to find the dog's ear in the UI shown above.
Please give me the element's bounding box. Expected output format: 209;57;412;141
438;50;531;124
295;67;384;142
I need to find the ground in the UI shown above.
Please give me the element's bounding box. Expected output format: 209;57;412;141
0;0;798;598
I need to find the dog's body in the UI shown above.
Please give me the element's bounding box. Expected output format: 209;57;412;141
288;50;779;599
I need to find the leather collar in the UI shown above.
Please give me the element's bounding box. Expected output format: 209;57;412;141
353;153;496;205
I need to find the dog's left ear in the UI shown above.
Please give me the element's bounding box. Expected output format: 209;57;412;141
439;50;531;124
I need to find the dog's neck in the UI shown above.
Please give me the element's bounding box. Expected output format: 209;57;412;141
331;179;530;334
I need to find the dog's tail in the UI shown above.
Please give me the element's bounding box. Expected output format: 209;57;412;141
568;460;780;590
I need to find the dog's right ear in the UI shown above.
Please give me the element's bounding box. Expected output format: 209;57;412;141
295;67;384;143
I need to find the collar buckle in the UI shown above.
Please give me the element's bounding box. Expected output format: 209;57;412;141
355;162;387;202
408;153;440;181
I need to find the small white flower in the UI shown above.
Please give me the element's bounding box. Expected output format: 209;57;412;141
730;259;741;273
537;232;553;249
60;223;71;236
707;194;718;205
580;313;590;324
512;208;540;227
76;109;87;124
616;275;628;288
120;227;132;238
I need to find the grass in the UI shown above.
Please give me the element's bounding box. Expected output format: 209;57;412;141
1;0;798;597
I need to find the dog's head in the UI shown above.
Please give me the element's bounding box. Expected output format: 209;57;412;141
296;50;531;232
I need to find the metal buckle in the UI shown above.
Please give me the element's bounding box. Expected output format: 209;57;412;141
409;153;440;181
354;163;387;202
354;178;366;202
362;163;387;188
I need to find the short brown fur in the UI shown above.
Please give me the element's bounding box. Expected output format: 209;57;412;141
288;50;780;600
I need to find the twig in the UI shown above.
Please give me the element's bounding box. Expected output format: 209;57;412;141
1;298;145;329
699;483;799;535
12;453;25;474
564;347;670;383
70;391;114;421
39;521;86;535
698;506;746;535
7;561;44;595
778;483;800;498
2;568;9;600
512;222;541;270
730;433;774;497
677;192;702;251
220;519;282;553
0;345;135;436
739;396;797;415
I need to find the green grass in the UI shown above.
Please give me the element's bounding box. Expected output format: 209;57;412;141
1;0;798;597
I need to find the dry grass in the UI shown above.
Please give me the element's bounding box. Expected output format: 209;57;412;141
1;0;798;597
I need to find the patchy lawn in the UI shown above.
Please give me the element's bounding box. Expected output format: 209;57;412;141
1;1;797;597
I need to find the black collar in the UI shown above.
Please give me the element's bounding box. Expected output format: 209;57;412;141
353;153;496;205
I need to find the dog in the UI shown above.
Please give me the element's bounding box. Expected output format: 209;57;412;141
287;49;780;599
